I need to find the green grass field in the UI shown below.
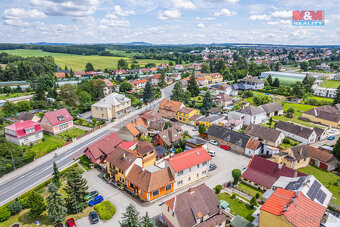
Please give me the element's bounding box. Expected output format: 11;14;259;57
217;193;255;221
321;80;340;88
308;96;334;102
238;182;263;198
273;77;303;86
0;92;34;100
1;49;167;70
28;135;66;158
281;102;315;117
298;166;340;206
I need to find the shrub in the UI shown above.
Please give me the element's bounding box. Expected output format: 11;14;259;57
232;169;241;185
19;195;30;209
214;185;222;194
8;201;22;215
231;193;236;199
79;155;92;169
255;193;260;199
94;201;116;220
0;207;11;222
283;138;290;144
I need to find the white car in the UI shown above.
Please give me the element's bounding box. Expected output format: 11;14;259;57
209;140;218;146
192;126;198;131
208;150;216;157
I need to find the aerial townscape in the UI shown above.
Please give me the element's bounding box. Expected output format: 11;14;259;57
0;1;340;227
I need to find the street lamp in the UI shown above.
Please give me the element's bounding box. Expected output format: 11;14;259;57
9;149;16;170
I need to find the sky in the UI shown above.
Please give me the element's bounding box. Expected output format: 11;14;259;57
0;0;339;45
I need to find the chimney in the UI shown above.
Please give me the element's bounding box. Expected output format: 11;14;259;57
122;152;126;159
189;187;195;193
294;171;298;178
278;163;283;169
142;167;145;171
284;205;288;211
314;108;318;116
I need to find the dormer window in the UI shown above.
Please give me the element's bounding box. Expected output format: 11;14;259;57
57;115;65;121
25;127;35;134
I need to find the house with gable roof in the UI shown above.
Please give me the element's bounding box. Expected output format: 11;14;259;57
228;105;267;125
158;99;185;119
156;125;183;147
40;108;73;135
5;120;43;146
117;117;148;141
160;183;227;227
276;121;316;144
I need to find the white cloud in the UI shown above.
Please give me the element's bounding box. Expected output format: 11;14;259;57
30;0;100;17
266;20;291;26
171;0;196;10
195;16;215;21
4;19;30;27
249;14;269;21
197;22;205;28
206;0;239;3
158;10;181;20
113;5;135;17
3;8;47;20
271;10;292;19
214;9;237;17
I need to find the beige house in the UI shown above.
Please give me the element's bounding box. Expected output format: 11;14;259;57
91;93;131;121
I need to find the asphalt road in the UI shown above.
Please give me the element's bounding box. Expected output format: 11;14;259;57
0;83;174;206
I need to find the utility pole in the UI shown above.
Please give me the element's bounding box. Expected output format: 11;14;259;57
9;149;16;170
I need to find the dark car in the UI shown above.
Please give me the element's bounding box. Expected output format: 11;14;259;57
65;218;77;227
170;118;178;122
89;195;103;206
54;223;64;227
84;190;99;200
209;164;217;171
89;211;99;224
328;136;335;140
220;145;230;150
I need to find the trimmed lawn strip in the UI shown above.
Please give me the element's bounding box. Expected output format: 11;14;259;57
298;166;340;206
321;80;340;89
0;92;34;100
238;182;263;198
60;128;86;139
217;193;255;222
272;115;323;128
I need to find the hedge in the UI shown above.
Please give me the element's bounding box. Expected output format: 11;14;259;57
94;201;116;220
0;207;11;222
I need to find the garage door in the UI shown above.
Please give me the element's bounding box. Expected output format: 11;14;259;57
319;162;328;171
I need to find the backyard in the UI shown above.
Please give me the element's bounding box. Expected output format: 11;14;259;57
238;182;263;198
217;193;255;222
0;92;34;100
298;165;340;206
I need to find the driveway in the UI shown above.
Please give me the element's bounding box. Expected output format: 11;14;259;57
79;144;250;226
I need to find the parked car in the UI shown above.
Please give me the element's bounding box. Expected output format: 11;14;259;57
328;136;335;140
54;223;64;227
192;126;198;131
65;218;77;227
328;129;337;134
209;164;217;171
209;140;218;146
89;211;99;224
220;145;230;150
89;195;104;206
208;150;216;157
84;190;99;200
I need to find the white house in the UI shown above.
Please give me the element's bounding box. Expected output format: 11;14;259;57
276;121;317;144
239;75;265;90
165;147;211;190
228;105;267;125
5;120;43;146
314;87;337;98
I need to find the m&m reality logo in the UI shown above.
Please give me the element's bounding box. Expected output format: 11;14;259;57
292;10;324;26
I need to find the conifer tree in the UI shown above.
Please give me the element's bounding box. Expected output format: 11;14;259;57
140;212;155;227
27;191;46;218
120;204;140;227
202;91;213;112
47;183;67;223
170;81;185;102
142;81;154;103
52;162;61;188
64;168;88;214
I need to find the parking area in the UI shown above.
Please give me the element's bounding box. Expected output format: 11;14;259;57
180;123;199;137
79;142;250;226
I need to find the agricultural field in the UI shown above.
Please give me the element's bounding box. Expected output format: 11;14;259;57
321;80;340;88
1;49;167;71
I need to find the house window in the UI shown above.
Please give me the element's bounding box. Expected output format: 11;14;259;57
188;177;191;181
197;164;200;168
202;161;207;166
168;206;170;212
140;189;143;195
129;182;134;188
152;189;160;197
197;173;199;178
165;184;172;191
189;167;191;172
178;170;183;176
177;180;183;186
202;171;206;175
96;107;98;110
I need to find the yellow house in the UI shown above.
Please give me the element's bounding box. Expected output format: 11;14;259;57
259;188;326;227
106;147;142;185
210;73;223;83
271;145;310;170
177;107;200;124
198;115;225;128
302;106;340;128
135;144;157;167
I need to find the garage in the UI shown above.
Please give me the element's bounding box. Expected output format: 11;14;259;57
319;162;328;171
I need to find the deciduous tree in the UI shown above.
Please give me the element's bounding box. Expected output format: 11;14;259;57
27;191;46;217
232;169;241;185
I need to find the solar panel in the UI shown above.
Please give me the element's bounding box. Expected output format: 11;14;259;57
316;190;327;204
285;176;307;191
307;181;321;200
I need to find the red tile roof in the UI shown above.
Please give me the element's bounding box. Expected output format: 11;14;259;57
152;74;162;79
5;120;42;138
54;72;66;78
101;79;114;87
167;148;211;172
117;141;137;149
131;79;148;84
43;108;73;126
85;132;123;160
261;188;326;227
242;155;306;188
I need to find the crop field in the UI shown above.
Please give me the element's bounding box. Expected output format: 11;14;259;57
1;49;167;70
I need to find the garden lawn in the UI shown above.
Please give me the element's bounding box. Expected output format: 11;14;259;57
217;193;255;222
60;128;85;139
272;115;323;129
298;165;340;206
238;182;263;198
281;102;315;117
28;135;66;158
308;96;334;102
321;80;340;89
279;138;300;150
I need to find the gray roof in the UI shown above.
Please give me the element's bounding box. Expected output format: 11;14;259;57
207;125;251;148
260;102;283;114
155;145;168;157
135;124;147;133
92;92;130;108
199;115;224;123
17;112;36;121
240;76;265;84
276;121;315;139
186;137;207;146
290;145;311;160
244;124;283;144
230;215;254;227
232;83;252;90
313;127;325;137
239;105;265;116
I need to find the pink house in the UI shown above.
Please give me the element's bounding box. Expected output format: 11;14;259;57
5;120;43;146
40;108;73;135
84;132;123;164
